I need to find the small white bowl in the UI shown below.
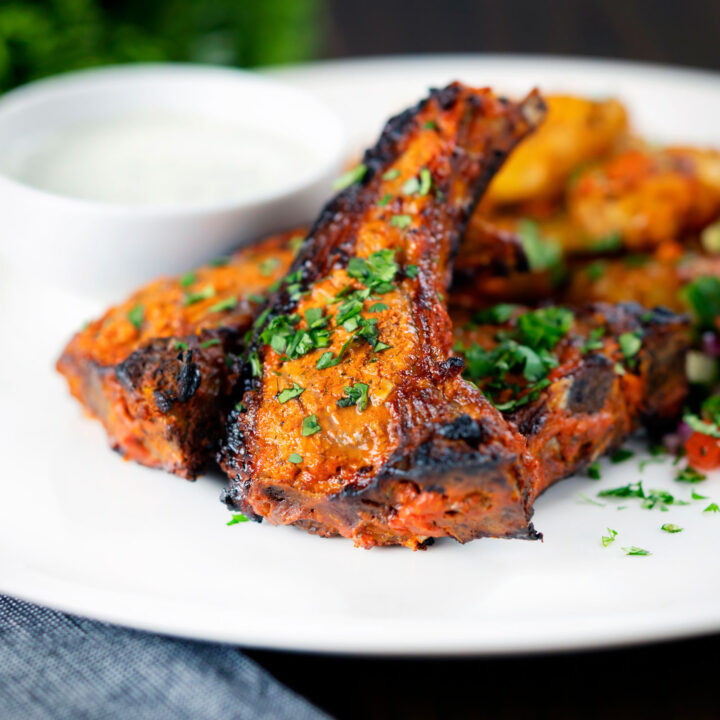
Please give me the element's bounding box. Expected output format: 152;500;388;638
0;64;346;299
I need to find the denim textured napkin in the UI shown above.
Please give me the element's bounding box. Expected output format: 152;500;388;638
0;596;329;720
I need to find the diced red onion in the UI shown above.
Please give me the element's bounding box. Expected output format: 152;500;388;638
702;332;720;358
663;421;694;454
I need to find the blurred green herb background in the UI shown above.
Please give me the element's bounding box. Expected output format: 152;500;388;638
0;0;324;92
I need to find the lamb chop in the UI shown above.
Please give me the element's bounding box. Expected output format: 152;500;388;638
220;82;549;549
452;302;689;498
56;230;301;478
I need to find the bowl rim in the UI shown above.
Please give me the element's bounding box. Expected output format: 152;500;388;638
0;63;347;218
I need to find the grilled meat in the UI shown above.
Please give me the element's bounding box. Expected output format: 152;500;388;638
56;230;301;478
452;302;690;497
220;83;547;549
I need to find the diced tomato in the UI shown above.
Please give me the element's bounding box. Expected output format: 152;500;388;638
685;432;720;470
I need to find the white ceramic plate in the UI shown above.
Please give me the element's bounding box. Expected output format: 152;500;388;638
2;55;720;655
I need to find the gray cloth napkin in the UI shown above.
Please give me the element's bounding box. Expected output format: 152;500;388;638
0;596;330;720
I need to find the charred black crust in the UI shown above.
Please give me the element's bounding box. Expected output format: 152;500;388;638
437;414;488;447
176;350;201;402
567;353;615;414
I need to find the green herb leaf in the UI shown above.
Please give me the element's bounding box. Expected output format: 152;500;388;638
227;514;249;526
199;338;221;349
179;271;197;287
419;167;432;195
288;453;303;464
518;219;563;273
337;382;369;412
382;169;400;181
277;382;305;404
184;285;215;306
369;302;388;313
128;304;144;329
619;332;642;359
602;528;618;547
661;523;683;533
174;340;189;351
611;448;635;463
692;489;708;500
208;296;237;313
248;293;266;304
683;413;720;438
704;502;720;513
588;461;601;480
249;351;262;378
591;232;622;252
405;264;419;278
301;414;321;436
622;546;651;556
333;163;367;191
402;176;420;195
377;194;393;207
683;276;720;330
390;214;412;229
259;257;281;277
675;466;707;483
209;256;230;267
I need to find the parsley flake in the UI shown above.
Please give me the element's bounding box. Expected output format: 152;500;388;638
184;285;215;306
675;466;707;483
179;271;197;287
661;523;683;533
704;503;720;513
623;546;651;556
209;256;230;267
288;453;303;464
277;383;305;404
333;163;367;191
208;296;237;313
588;461;601;480
227;514;249;525
337;382;369;412
199;338;221;349
382;169;400;181
619;332;642;360
301;414;321;436
390;214;412;229
611;448;635;463
128;304;144;329
405;264;419;278
602;528;618;547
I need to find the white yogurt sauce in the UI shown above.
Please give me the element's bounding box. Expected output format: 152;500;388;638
0;111;318;206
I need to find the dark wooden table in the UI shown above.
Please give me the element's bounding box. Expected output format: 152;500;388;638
251;631;719;719
251;3;719;717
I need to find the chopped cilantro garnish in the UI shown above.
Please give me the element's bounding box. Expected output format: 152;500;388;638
585;260;606;282
390;214;412;229
704;502;720;513
382;169;400;181
248;293;265;304
199;338;221;349
249;351;262;378
277;383;305;404
588;461;601;480
516;307;573;352
174;340;189;351
234;400;246;412
316;350;342;369
405;264;419;278
619;332;642;360
402;176;420;195
419;167;432;195
208;296;237;313
301;414;321;436
288;453;303;464
337;382;369;412
675;466;707;483
578;493;605;507
692;489;708;500
227;514;248;525
377;194;393;207
624;254;650;268
423;120;437;130
259;257;281;276
127;304;144;329
702;395;720;424
473;304;517;325
602;528;618;547
517;219;563;273
611;448;635;463
582;327;605;354
179;271;197;287
590;232;622;252
333;163;367;191
289;235;304;253
184;285;215;306
599;482;645;499
369;302;388;313
683;412;720;438
623;546;650;556
683;276;720;330
209;256;230;267
661;523;683;533
614;362;626;376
